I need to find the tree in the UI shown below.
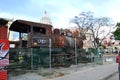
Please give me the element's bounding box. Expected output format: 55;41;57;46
70;11;94;40
71;11;114;49
113;23;120;40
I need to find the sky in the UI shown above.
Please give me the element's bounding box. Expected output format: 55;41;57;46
0;0;120;29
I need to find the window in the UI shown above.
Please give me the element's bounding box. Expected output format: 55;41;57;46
33;26;46;34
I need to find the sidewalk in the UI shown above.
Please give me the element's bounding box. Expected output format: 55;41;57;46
53;62;117;80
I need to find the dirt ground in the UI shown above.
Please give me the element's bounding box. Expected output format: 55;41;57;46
8;63;95;80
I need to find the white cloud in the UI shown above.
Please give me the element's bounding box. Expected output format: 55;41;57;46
1;0;120;29
0;12;39;22
108;10;120;23
51;5;80;29
99;0;120;23
82;2;96;12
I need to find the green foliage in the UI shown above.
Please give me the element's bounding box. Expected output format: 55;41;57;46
88;48;98;55
113;22;120;40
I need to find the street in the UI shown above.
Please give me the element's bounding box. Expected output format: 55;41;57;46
106;72;118;80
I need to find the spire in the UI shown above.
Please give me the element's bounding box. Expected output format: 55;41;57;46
44;11;47;15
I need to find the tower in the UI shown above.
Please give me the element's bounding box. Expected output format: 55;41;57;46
40;11;52;26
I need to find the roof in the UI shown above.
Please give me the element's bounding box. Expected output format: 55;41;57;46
9;20;52;33
0;18;9;26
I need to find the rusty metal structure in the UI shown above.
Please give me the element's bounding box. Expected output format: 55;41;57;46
8;19;92;68
9;19;83;48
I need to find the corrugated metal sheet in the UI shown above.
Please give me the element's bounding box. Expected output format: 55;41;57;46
0;26;8;39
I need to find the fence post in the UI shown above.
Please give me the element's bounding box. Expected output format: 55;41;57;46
31;48;33;70
49;38;51;70
75;38;77;71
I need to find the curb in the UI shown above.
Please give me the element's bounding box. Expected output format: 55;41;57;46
100;71;118;80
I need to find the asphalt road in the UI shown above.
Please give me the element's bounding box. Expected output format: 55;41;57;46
106;72;118;80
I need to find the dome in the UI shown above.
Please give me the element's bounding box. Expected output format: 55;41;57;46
40;11;52;26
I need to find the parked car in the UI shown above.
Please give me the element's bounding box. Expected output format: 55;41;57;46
112;49;118;54
104;48;110;53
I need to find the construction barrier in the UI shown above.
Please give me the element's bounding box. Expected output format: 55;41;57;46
0;70;7;80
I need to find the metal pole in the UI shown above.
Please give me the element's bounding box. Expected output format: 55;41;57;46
19;32;22;48
49;38;51;70
75;38;77;71
7;30;10;40
31;48;33;70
